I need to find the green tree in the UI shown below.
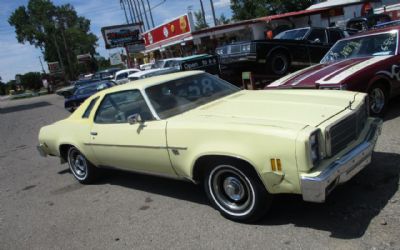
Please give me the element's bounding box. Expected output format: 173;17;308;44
217;14;230;25
194;10;209;30
8;0;98;80
20;72;42;90
230;0;313;21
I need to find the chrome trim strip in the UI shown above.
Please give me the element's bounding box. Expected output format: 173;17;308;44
83;143;187;151
300;118;382;203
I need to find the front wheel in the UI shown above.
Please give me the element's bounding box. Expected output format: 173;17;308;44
204;163;272;222
269;52;290;75
368;84;388;117
67;147;98;184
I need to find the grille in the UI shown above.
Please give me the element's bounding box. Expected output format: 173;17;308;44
229;44;241;54
327;102;368;156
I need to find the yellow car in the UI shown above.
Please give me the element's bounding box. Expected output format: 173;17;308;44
38;71;382;222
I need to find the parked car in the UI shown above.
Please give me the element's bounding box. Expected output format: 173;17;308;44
128;67;175;81
114;69;141;84
92;67;122;80
139;63;154;70
55;78;99;98
267;25;400;116
64;80;114;112
38;71;382;222
216;27;348;84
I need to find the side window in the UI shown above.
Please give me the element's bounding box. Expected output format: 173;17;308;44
116;72;128;80
94;90;154;124
307;29;327;44
82;97;99;118
328;30;343;43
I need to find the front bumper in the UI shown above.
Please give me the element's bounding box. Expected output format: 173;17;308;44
300;118;382;203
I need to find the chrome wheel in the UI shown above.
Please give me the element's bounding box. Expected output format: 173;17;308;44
370;87;385;114
208;165;255;216
68;148;88;180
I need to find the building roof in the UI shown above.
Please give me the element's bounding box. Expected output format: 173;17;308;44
307;0;365;10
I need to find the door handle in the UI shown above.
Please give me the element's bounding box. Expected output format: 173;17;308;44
90;132;98;136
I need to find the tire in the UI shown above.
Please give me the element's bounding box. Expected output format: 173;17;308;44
67;147;98;184
269;51;290;75
368;83;388;117
204;161;272;222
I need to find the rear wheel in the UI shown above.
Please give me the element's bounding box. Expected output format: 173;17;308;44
368;83;388;117
204;162;272;222
67;147;98;184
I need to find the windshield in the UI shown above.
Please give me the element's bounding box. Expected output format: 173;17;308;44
321;31;398;63
74;84;100;96
145;73;240;119
274;28;309;40
151;60;165;69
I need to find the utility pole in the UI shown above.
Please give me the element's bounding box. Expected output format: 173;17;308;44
52;33;64;73
146;0;155;28
131;0;143;31
140;0;150;31
38;56;46;74
209;0;217;26
199;0;207;27
120;0;130;24
57;18;74;79
126;0;137;24
135;0;147;31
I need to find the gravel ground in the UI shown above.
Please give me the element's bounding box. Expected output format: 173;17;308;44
0;94;399;250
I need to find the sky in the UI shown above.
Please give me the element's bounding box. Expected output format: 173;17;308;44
0;0;232;82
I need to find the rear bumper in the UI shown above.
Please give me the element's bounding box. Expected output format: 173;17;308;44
37;144;47;157
300;118;382;203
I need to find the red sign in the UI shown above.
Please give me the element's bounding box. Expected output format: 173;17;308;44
143;14;191;46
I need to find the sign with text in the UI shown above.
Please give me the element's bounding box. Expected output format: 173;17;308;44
101;23;143;49
109;52;122;66
180;55;220;75
48;62;61;74
143;14;192;47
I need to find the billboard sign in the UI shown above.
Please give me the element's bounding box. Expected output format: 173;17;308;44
48;62;61;74
101;23;143;49
109;52;123;66
143;14;192;47
127;43;146;53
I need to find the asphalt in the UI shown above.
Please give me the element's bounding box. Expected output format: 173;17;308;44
0;94;399;250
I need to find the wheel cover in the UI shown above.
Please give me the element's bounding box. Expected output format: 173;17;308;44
209;165;255;216
272;55;288;74
68;148;87;180
370;88;385;114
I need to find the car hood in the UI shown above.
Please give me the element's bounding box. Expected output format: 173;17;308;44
267;55;393;88
175;90;359;130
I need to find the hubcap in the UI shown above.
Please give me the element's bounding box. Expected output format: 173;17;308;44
370;88;385;114
69;149;87;179
273;55;287;74
223;176;245;201
210;166;253;213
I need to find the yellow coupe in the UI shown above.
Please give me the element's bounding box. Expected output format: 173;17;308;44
38;71;382;222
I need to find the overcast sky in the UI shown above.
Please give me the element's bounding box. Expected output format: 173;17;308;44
0;0;232;82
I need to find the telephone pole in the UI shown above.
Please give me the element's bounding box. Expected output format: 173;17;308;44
209;0;217;26
199;0;207;27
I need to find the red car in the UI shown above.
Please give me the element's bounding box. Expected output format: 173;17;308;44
267;25;400;116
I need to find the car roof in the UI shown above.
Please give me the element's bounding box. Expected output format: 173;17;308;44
116;68;139;74
97;71;204;95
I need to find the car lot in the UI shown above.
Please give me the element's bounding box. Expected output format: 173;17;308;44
1;93;400;249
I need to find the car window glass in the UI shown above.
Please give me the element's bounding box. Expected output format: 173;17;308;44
116;72;128;80
274;28;309;40
94;90;154;124
307;29;327;43
82;97;99;118
328;30;342;43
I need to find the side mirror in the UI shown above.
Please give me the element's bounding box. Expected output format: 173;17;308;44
127;113;143;125
312;38;321;44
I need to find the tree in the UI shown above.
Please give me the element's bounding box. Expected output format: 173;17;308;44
20;72;42;90
194;10;209;30
8;0;98;80
217;14;230;25
230;0;313;21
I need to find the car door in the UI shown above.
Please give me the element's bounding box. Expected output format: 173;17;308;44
306;28;330;63
89;89;176;176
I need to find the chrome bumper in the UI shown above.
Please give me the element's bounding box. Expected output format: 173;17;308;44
37;144;47;157
301;118;382;203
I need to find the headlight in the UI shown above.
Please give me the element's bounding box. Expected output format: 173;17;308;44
309;130;321;166
241;44;251;52
216;49;223;55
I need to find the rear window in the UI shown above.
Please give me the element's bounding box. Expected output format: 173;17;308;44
82;97;99;118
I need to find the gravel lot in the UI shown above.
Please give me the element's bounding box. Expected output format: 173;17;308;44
1;94;399;250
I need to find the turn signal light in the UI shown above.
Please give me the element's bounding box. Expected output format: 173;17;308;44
271;158;282;172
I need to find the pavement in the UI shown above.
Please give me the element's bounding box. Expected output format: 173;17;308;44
0;94;399;250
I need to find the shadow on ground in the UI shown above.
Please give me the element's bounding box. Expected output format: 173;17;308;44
63;151;399;239
260;151;400;239
384;96;400;121
0;101;51;114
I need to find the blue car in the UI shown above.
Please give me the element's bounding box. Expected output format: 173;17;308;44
64;80;114;112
